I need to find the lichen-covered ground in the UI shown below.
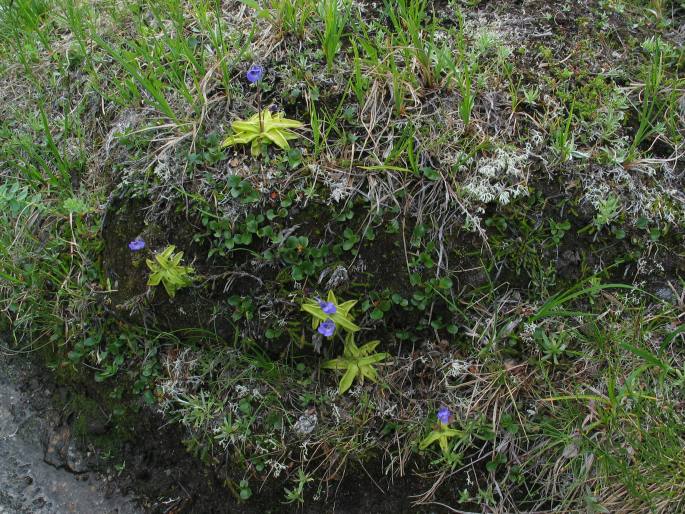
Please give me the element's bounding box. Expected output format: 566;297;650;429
1;0;685;511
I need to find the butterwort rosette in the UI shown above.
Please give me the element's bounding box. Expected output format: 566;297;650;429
420;406;460;453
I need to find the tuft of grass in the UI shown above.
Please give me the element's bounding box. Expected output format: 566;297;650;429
318;0;349;71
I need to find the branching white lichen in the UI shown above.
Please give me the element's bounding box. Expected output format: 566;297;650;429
460;146;530;206
581;162;685;225
158;348;202;411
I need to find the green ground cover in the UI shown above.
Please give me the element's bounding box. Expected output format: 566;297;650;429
1;0;684;511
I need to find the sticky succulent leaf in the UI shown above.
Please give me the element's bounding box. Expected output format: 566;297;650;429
358;340;381;354
419;431;444;450
250;138;262;156
337;300;357;315
162;278;176;298
360;365;377;383
330;312;360;332
266;117;303;129
147;268;162;286
224;133;259;146
419;427;461;452
232;120;261;133
358;353;388;366
339;365;357;394
322;358;347;370
301;303;327;322
263;128;289;150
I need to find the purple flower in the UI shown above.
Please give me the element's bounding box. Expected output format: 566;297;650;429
128;238;146;251
437;406;450;425
318;319;336;338
246;64;264;84
318;299;337;315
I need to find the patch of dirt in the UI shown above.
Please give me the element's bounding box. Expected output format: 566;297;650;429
0;352;474;513
0;353;138;514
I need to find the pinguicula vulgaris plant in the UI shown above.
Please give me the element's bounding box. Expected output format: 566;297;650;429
301;290;359;338
419;406;461;454
146;245;195;299
322;332;388;394
222;64;303;157
303;291;387;394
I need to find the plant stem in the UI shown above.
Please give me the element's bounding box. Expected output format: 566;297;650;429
257;85;263;133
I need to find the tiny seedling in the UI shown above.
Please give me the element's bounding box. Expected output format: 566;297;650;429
549;219;571;245
283;468;314;504
146;245;195;298
553;99;576;162
535;329;569;365
239;479;252;500
593;195;621;230
322;333;388;394
222;109;303;157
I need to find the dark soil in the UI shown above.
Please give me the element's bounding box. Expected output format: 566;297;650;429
0;352;138;514
0;350;473;513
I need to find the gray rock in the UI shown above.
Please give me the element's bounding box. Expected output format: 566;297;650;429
293;412;318;435
44;425;70;468
0;355;140;514
655;286;675;301
66;440;88;474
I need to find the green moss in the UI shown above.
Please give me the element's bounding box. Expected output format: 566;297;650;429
68;389;134;457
